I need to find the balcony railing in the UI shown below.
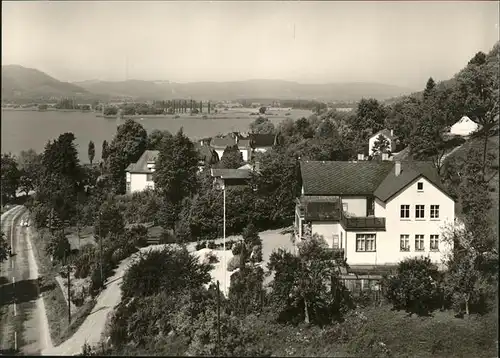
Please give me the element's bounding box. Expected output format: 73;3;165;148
342;216;386;230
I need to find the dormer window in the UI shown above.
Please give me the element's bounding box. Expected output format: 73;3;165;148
417;182;423;191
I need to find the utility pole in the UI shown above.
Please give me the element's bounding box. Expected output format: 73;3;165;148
217;280;221;356
67;260;71;325
223;184;226;295
99;212;103;288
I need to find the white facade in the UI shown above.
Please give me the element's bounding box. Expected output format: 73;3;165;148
298;176;454;269
215;148;250;162
450;116;479;137
126;172;155;193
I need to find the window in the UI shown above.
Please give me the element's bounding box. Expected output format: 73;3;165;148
417;182;424;191
415;234;425;251
342;202;349;212
415;205;425;219
400;205;410;219
400;234;410;251
146;173;153;182
356;234;376;252
430;235;439;251
430;205;440;219
333;234;340;249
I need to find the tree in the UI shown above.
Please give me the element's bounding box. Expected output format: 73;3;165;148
423;77;436;100
102;140;109;162
441;223;497;315
249;117;275;134
0;231;9;262
88;140;95;165
121;246;211;300
352;98;387;137
45;231;71;261
228;265;265;316
107;119;148;194
94;200;125;241
385;96;421;147
218;145;244;169
383;256;441;316
155;128;200;230
147;129;173;150
1;153;20;202
371;134;391;158
16;149;41;197
259;106;266;114
456;49;499;181
267;234;352;325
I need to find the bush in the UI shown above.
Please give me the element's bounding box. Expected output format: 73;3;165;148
232;241;243;255
74;244;97;279
207;241;216;249
195;241;207;251
382;256;441;316
250;245;263;263
227;255;241;271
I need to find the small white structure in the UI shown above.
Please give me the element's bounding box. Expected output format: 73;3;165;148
125;150;159;193
368;129;397;156
450;116;479;137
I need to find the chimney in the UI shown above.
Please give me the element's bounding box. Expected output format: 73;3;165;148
395;161;401;176
390;129;394;136
382;153;389;161
357;153;365;161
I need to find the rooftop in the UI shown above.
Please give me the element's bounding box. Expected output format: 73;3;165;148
125;150;159;174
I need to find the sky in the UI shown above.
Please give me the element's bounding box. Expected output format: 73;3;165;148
2;1;498;89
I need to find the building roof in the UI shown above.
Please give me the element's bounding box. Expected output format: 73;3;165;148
125;150;159;174
194;143;219;164
210;136;236;149
250;133;276;148
300;160;449;202
301;161;394;196
211;168;251;180
370;129;397;141
373;161;448;202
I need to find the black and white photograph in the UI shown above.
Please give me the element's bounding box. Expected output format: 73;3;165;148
1;1;499;356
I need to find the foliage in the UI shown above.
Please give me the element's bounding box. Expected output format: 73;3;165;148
352;98;387;139
382;256;441;316
0;231;9;262
115;189;162;225
423;77;436;100
107;119;148;194
1;153;20;202
147;129;173;150
250;116;276;134
121;246;211;300
371;134;391;157
101;140;109;162
155;128;199;230
88;140;95;165
218;144;244;169
228;265;265;316
45;231;71;261
94;200;125;240
17;149;41;196
267;234;353;325
73;244;97;278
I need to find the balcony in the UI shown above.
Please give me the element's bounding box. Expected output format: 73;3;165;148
342;216;386;230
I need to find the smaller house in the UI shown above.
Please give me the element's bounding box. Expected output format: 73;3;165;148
194;142;219;171
125;150;159;193
368;129;398;157
210;168;252;188
249;133;277;157
450;116;480;137
211;133;252;162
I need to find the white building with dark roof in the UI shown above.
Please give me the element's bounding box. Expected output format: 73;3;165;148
295;160;455;273
125;150;159;193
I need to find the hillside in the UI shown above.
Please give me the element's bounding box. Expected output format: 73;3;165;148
73;78;413;102
1;65;90;100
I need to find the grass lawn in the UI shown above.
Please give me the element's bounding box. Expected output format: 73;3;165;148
29;226;95;346
347;305;498;358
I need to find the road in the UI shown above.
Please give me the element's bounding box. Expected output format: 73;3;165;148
0;205;52;355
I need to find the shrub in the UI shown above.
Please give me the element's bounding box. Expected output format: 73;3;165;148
227;255;241;271
250;245;263;263
232;241;243;255
382;256;441;316
195;241;207;251
74;244;97;279
207;241;216;249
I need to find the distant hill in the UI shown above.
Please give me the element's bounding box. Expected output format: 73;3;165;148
73;78;413;102
1;65;90;100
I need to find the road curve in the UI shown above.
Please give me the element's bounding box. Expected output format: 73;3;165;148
0;205;52;354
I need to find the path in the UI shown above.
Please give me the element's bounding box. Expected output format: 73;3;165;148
41;228;292;355
0;206;52;354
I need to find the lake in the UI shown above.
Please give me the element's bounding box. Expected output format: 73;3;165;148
1;110;310;163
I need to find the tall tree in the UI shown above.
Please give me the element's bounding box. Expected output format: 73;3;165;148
155;128;200;230
16;149;41;197
371;134;391;157
88;140;95;165
455;49;499;181
353;98;387;137
249;117;275;134
423;77;436;100
101;140;109;162
107;119;148;194
218;145;244;169
0;232;9;262
147;129;173;150
1;153;20;203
